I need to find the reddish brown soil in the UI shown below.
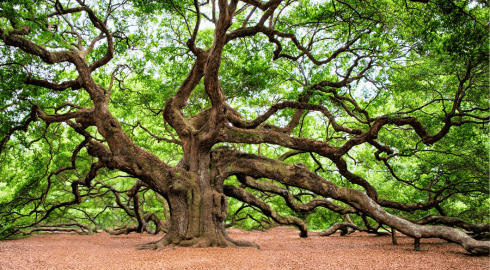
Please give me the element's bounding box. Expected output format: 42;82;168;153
0;227;488;269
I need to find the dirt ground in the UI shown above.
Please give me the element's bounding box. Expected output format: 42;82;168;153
0;227;488;269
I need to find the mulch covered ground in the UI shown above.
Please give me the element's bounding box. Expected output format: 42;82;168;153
0;227;488;269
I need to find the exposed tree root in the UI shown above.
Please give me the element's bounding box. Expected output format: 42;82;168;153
137;233;259;250
224;234;260;248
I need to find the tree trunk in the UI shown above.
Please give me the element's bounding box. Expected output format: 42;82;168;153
140;142;256;249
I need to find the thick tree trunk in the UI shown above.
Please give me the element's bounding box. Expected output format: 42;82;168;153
140;143;256;249
140;182;257;249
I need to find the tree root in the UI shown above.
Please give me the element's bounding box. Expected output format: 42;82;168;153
137;233;259;250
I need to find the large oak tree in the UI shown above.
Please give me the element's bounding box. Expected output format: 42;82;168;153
0;0;488;255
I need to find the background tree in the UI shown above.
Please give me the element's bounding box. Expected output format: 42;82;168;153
0;0;488;254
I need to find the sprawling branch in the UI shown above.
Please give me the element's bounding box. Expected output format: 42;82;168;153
170;52;208;110
227;25;365;66
213;150;490;255
317;222;389;237
0;29;74;64
223;184;308;237
406;215;490;235
225;101;363;134
240;0;283;11
25;76;83;91
19;223;93;236
37;107;94;126
236;175;356;215
203;0;239;108
0;105;39;154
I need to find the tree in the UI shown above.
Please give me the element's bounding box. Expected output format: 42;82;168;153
0;0;488;254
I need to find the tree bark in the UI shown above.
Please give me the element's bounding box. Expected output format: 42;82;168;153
139;139;257;249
